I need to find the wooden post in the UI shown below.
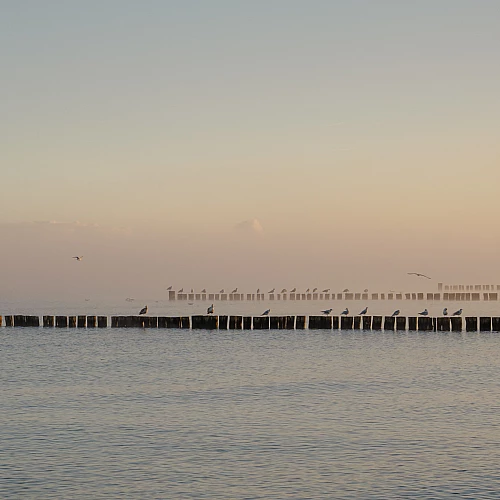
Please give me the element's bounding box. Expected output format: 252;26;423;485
427;293;433;300
43;316;54;327
14;315;26;327
290;293;295;300
380;293;385;300
166;317;181;328
371;293;378;300
68;316;77;328
192;315;218;329
56;316;68;328
418;317;433;331
97;316;107;328
229;316;242;329
332;316;339;329
353;316;361;330
340;316;353;330
396;317;406;331
5;315;13;327
354;293;361;300
480;317;491;332
309;316;332;329
451;317;462;332
270;316;286;329
296;316;306;329
284;316;295;329
384;317;395;331
158;317;168;328
77;316;86;328
168;290;176;300
219;315;228;329
396;293;402;300
253;317;270;329
180;317;190;329
372;316;382;331
362;316;372;330
243;317;252;329
437;317;451;332
408;317;417;331
388;293;393;300
87;316;97;328
492;317;500;331
465;317;477;332
405;293;411;300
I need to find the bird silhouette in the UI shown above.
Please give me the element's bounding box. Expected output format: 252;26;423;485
418;309;429;316
359;307;368;315
313;288;318;293
408;272;431;279
391;310;400;317
281;288;287;293
201;289;206;293
166;285;172;290
343;288;349;293
262;309;270;316
305;288;310;293
207;304;214;314
268;288;275;294
178;288;183;293
219;289;224;294
443;308;448;316
321;308;333;315
290;288;296;293
341;308;349;315
322;288;330;293
139;305;148;315
364;289;368;293
231;288;238;293
453;308;462;316
257;288;260;294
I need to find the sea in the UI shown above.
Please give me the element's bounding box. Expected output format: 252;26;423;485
2;298;500;498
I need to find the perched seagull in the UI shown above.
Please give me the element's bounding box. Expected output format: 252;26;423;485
453;308;463;316
207;304;214;314
359;307;368;315
281;288;287;294
322;288;330;293
231;288;238;293
321;308;333;315
364;289;368;293
256;288;260;294
268;288;275;294
201;289;206;293
178;288;184;293
313;288;318;293
418;309;429;316
219;289;224;294
391;310;400;317
290;288;297;293
305;288;310;293
443;308;448;316
190;288;194;293
166;285;172;290
139;305;148;315
262;309;270;316
343;288;349;293
408;272;431;280
341;308;349;315
73;256;83;261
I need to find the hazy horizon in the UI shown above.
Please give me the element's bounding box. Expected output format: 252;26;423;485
2;1;499;301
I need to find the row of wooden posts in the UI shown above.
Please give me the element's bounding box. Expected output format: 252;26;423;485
2;315;500;332
169;291;498;302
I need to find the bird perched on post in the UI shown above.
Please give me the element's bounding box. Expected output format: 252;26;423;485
391;310;400;317
256;288;260;294
313;288;318;293
207;304;214;314
178;288;183;293
321;308;333;315
201;289;206;293
268;288;275;294
359;307;368;315
231;288;238;293
290;288;296;293
219;289;224;294
341;308;349;315
139;305;148;315
281;288;287;294
305;288;310;293
418;309;429;316
322;288;330;293
443;308;448;316
166;285;172;290
262;309;270;316
453;308;462;316
343;288;349;293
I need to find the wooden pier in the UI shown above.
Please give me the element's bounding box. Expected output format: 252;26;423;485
2;314;500;332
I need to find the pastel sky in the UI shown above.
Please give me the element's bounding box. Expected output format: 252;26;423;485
1;1;499;298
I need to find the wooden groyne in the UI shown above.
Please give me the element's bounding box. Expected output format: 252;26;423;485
2;315;500;332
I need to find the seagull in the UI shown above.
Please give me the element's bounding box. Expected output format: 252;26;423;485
178;288;183;293
139;305;148;315
408;272;431;280
201;289;206;293
268;288;275;294
262;309;270;316
290;288;296;293
341;308;349;315
364;289;368;293
281;288;287;293
321;308;333;315
72;256;83;261
207;304;214;314
166;285;172;290
322;289;330;293
343;288;349;293
359;307;368;315
418;309;429;316
305;288;310;293
453;308;462;316
231;288;238;293
219;289;224;294
313;288;318;293
391;310;400;317
190;288;193;293
256;288;260;294
443;308;448;316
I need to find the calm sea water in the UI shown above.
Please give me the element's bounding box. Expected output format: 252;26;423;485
2;312;500;498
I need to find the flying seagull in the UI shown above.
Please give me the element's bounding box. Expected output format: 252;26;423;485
418;308;429;316
262;309;270;316
453;308;462;316
443;308;448;316
341;308;349;315
408;273;431;279
391;310;400;317
321;308;333;315
359;307;368;315
139;305;148;315
72;256;83;261
207;304;214;314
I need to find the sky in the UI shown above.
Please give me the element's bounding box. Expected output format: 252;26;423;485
1;1;499;299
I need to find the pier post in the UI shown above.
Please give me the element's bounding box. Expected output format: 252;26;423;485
332;316;339;329
68;316;77;328
5;315;13;327
56;316;68;328
87;316;97;328
180;317;190;329
437;317;451;332
77;316;86;328
384;317;395;331
219;315;228;329
418;317;433;331
14;315;26;327
243;317;252;329
97;316;107;328
43;316;54;327
372;316;382;331
296;316;306;329
284;316;295;329
353;316;361;330
253;317;270;330
408;317;417;331
309;316;332;329
492;317;500;331
480;317;492;332
158;317;168;328
396;317;406;331
166;317;181;328
341;316;353;330
192;315;218;329
229;316;243;329
451;317;463;332
465;317;477;332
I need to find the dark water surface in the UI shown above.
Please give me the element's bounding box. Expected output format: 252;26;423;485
2;328;500;499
